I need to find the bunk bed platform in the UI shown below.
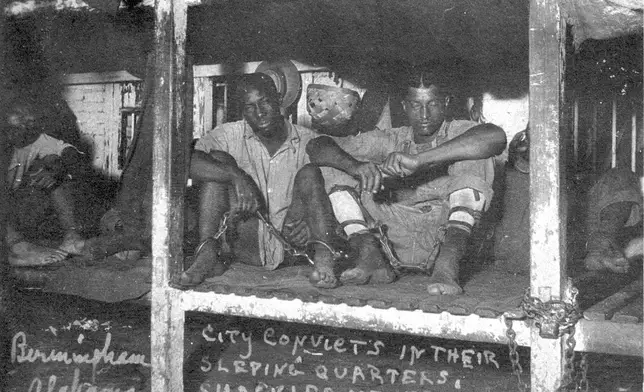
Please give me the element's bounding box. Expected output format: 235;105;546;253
14;255;642;325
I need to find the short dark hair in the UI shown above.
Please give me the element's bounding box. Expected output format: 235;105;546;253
236;73;280;102
401;71;451;98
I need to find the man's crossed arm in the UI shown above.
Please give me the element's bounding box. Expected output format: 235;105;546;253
306;123;507;194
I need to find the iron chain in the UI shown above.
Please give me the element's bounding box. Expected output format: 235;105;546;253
577;353;589;391
255;211;349;265
504;318;528;392
504;281;591;392
193;211;232;257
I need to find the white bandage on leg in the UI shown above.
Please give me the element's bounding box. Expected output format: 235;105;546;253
448;188;486;234
329;188;369;237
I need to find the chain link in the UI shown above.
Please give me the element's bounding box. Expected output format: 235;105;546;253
254;211;349;265
505;318;528;392
193;211;232;257
560;325;577;391
504;280;591;392
577;353;589;392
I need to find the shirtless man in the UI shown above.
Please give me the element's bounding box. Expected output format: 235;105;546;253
3;100;85;266
307;72;506;294
179;73;349;288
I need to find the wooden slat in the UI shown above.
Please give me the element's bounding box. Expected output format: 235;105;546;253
150;0;188;389
584;279;643;321
612;296;644;324
528;0;567;390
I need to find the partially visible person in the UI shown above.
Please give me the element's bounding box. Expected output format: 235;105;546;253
495;124;643;274
3;99;86;266
584;167;642;273
307;71;506;295
180;73;351;289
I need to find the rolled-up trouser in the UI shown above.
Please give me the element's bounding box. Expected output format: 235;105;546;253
362;174;493;269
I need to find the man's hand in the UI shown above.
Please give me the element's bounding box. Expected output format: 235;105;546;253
28;167;59;189
231;172;262;215
380;152;420;178
349;161;382;194
282;218;310;248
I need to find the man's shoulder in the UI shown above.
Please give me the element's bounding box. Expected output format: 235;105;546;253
202;120;247;141
210;120;246;135
388;126;413;136
291;123;318;137
196;120;246;152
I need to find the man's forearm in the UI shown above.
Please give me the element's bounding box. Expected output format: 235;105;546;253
416;124;506;166
189;149;245;183
306;136;361;174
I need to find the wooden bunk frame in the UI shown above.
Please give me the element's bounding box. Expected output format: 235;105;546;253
148;0;643;391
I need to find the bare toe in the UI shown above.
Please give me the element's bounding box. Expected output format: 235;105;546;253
177;242;224;288
624;237;643;259
9;241;69;267
59;235;86;255
341;232;395;286
310;268;338;289
426;271;462;295
585;251;629;274
368;268;396;284
340;268;369;285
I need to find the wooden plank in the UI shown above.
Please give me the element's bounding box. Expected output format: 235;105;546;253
181;291;533;347
528;0;567;391
612;296;643;324
193;61;327;78
574;318;642;356
612;95;618;168
192;77;213;139
584;279;643;321
150;0;188;389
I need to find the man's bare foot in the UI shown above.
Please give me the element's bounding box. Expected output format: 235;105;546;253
9;241;68;267
584;233;630;274
340;232;395;285
624;237;643;259
584;249;630;274
59;232;86;255
426;270;463;295
426;245;463;295
309;244;339;289
178;240;225;287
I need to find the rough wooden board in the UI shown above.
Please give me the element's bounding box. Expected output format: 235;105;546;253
612;296;644;324
20;257;644;324
192;263;529;317
584;278;643;321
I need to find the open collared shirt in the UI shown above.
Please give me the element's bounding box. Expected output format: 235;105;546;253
195;119;319;269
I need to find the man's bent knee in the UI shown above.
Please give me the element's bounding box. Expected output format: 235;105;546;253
294;164;324;189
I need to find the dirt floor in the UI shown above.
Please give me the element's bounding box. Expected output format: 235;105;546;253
2;289;641;392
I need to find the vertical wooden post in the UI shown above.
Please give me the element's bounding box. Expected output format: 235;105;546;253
528;0;567;391
150;0;188;389
591;102;598;173
631;107;637;173
573;96;579;166
612;95;618;168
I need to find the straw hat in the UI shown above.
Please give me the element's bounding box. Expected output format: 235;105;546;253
256;60;302;109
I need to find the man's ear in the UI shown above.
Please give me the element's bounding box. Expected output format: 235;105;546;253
444;96;451;108
401;101;407;112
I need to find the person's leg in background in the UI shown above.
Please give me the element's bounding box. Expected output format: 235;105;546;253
584;168;642;274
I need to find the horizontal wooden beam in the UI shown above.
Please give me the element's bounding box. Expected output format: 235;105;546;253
193;61;328;78
181;289;529;347
179;289;642;357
